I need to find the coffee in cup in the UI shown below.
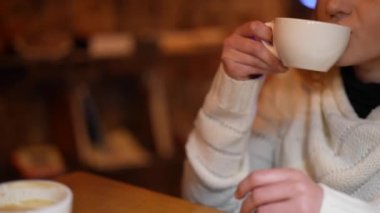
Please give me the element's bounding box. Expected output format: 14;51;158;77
264;17;351;72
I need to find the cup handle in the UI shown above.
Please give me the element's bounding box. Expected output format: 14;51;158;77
262;22;278;58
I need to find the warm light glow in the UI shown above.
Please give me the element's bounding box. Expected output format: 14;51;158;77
300;0;317;9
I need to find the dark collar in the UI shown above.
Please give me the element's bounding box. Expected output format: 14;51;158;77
341;67;380;118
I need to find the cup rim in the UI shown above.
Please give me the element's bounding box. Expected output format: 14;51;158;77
275;17;351;31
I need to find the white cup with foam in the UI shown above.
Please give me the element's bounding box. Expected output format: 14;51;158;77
0;180;73;213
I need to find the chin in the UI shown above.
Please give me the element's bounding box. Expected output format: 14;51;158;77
336;61;352;67
335;50;358;67
335;57;352;67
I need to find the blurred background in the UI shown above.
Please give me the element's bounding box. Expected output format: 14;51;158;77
0;0;314;197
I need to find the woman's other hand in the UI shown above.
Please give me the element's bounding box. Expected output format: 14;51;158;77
221;21;287;80
235;168;323;213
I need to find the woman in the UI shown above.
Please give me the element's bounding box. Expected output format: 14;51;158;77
181;0;380;212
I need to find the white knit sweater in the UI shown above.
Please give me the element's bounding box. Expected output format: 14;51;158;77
182;66;380;213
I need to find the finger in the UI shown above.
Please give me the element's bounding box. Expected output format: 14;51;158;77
222;48;269;70
224;35;265;59
224;36;285;73
240;193;255;213
225;36;271;63
256;201;290;213
235;168;304;198
222;60;268;80
250;180;298;208
235;21;272;42
242;196;297;213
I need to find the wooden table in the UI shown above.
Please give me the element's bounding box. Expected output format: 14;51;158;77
55;171;220;213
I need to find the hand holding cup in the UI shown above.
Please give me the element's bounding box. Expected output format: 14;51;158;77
221;18;351;81
221;21;287;81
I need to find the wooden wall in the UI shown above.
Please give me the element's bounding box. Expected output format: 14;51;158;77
0;0;296;173
0;0;292;40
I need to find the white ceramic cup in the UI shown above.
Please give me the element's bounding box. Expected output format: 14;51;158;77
264;17;351;72
0;180;73;213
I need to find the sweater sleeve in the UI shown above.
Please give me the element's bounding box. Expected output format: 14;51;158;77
181;65;267;212
320;184;379;213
